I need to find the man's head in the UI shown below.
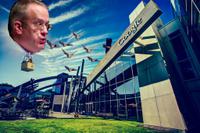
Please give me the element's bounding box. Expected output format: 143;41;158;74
8;0;50;54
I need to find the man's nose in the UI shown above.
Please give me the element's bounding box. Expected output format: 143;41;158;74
41;26;48;36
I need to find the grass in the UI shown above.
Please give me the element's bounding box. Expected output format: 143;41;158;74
0;117;165;133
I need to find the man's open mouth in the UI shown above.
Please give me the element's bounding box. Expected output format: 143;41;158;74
40;39;46;45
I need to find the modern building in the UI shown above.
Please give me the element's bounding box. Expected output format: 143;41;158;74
79;0;200;132
82;47;141;120
129;1;186;130
81;0;162;122
153;0;200;132
48;0;199;132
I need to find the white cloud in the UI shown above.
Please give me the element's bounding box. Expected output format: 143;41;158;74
38;32;111;59
50;7;88;25
0;5;9;13
36;32;115;77
41;58;65;73
48;0;73;11
52;34;71;43
85;41;105;49
73;33;114;47
68;20;82;30
37;48;63;58
39;48;103;75
52;29;85;43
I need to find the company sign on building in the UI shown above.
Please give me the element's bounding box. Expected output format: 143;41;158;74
86;0;162;86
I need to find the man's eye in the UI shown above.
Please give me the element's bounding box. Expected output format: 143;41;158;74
37;22;43;26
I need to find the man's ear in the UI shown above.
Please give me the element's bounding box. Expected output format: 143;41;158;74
13;20;23;35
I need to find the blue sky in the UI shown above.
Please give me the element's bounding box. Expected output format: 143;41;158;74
0;0;173;87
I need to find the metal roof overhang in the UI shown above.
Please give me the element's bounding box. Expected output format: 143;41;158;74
86;0;162;88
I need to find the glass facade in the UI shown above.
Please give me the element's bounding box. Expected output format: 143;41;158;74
80;47;142;121
169;30;196;80
171;0;200;64
155;0;200;131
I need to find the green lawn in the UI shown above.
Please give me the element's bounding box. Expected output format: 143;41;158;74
0;118;163;133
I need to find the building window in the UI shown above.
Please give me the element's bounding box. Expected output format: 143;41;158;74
179;60;196;80
170;34;187;60
169;30;196;80
82;52;142;120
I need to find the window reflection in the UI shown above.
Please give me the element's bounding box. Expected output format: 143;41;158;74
83;45;142;120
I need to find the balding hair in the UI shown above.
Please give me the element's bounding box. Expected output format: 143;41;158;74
8;0;47;39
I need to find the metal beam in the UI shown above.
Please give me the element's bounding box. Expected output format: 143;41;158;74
86;0;162;87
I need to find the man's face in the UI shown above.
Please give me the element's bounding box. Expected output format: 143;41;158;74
19;3;49;53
